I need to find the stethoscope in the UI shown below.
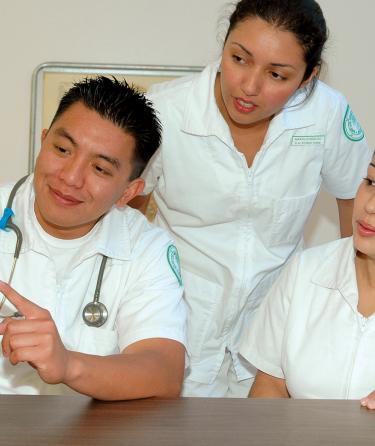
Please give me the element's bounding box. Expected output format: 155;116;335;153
0;175;109;327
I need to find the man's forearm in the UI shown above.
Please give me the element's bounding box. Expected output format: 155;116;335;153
64;339;185;400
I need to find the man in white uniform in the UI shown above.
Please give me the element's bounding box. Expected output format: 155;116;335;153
0;76;186;399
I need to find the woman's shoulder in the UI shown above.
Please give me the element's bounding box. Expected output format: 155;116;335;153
146;73;198;120
146;63;216;125
310;80;347;107
149;74;196;95
147;62;217;104
147;69;203;104
277;238;353;298
287;81;349;127
298;237;352;268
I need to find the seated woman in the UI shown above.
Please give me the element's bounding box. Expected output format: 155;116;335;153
239;155;375;409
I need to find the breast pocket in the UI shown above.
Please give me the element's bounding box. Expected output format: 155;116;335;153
63;323;120;356
255;191;318;247
182;270;222;359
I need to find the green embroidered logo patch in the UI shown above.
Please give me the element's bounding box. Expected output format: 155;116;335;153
167;245;182;286
343;105;364;142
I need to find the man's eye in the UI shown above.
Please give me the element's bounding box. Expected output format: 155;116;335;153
364;177;375;187
95;165;111;176
54;145;68;154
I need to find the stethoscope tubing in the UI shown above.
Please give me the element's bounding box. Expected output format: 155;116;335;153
0;175;109;326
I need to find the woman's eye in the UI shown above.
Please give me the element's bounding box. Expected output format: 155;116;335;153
232;55;245;64
270;72;285;81
364;177;375;187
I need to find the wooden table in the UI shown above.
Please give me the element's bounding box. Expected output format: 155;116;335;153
1;396;375;445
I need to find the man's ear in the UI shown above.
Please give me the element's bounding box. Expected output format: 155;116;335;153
41;128;48;143
116;178;145;208
300;66;319;89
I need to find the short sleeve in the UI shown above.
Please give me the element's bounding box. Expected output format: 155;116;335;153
116;230;186;351
238;256;299;379
321;95;372;198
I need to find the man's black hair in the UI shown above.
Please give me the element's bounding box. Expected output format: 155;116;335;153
51;76;162;180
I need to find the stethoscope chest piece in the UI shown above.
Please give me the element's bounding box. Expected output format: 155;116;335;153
82;301;108;327
81;254;109;327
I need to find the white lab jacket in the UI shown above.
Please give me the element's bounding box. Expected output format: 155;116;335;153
0;176;186;394
239;237;375;399
143;60;372;385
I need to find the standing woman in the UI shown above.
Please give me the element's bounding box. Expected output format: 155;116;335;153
132;0;372;397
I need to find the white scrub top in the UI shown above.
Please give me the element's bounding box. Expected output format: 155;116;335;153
143;60;372;385
0;176;186;395
239;237;375;400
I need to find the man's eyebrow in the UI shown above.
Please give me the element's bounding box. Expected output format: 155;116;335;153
54;127;121;169
54;128;78;146
97;154;121;170
231;42;297;69
370;162;375;168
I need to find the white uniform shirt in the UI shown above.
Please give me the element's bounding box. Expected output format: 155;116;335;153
143;60;372;384
239;237;375;399
0;176;186;395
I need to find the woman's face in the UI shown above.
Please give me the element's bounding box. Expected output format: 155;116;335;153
216;16;315;129
353;160;375;258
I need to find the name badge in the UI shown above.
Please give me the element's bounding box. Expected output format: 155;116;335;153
291;135;325;146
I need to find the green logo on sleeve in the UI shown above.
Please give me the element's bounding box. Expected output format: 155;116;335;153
343;105;364;142
167;245;183;286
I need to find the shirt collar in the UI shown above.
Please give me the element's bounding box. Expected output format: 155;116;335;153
0;175;132;261
181;59;232;142
181;59;316;139
311;237;358;309
94;206;132;260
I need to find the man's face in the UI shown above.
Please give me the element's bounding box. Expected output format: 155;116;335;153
33;101;143;239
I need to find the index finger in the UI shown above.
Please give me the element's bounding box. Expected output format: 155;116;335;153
0;281;45;319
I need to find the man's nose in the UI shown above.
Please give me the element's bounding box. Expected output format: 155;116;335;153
60;158;86;188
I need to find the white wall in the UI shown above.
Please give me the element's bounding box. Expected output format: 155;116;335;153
1;0;374;245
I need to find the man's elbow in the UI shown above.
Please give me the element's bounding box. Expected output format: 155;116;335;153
158;380;183;398
157;365;185;398
155;356;185;398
